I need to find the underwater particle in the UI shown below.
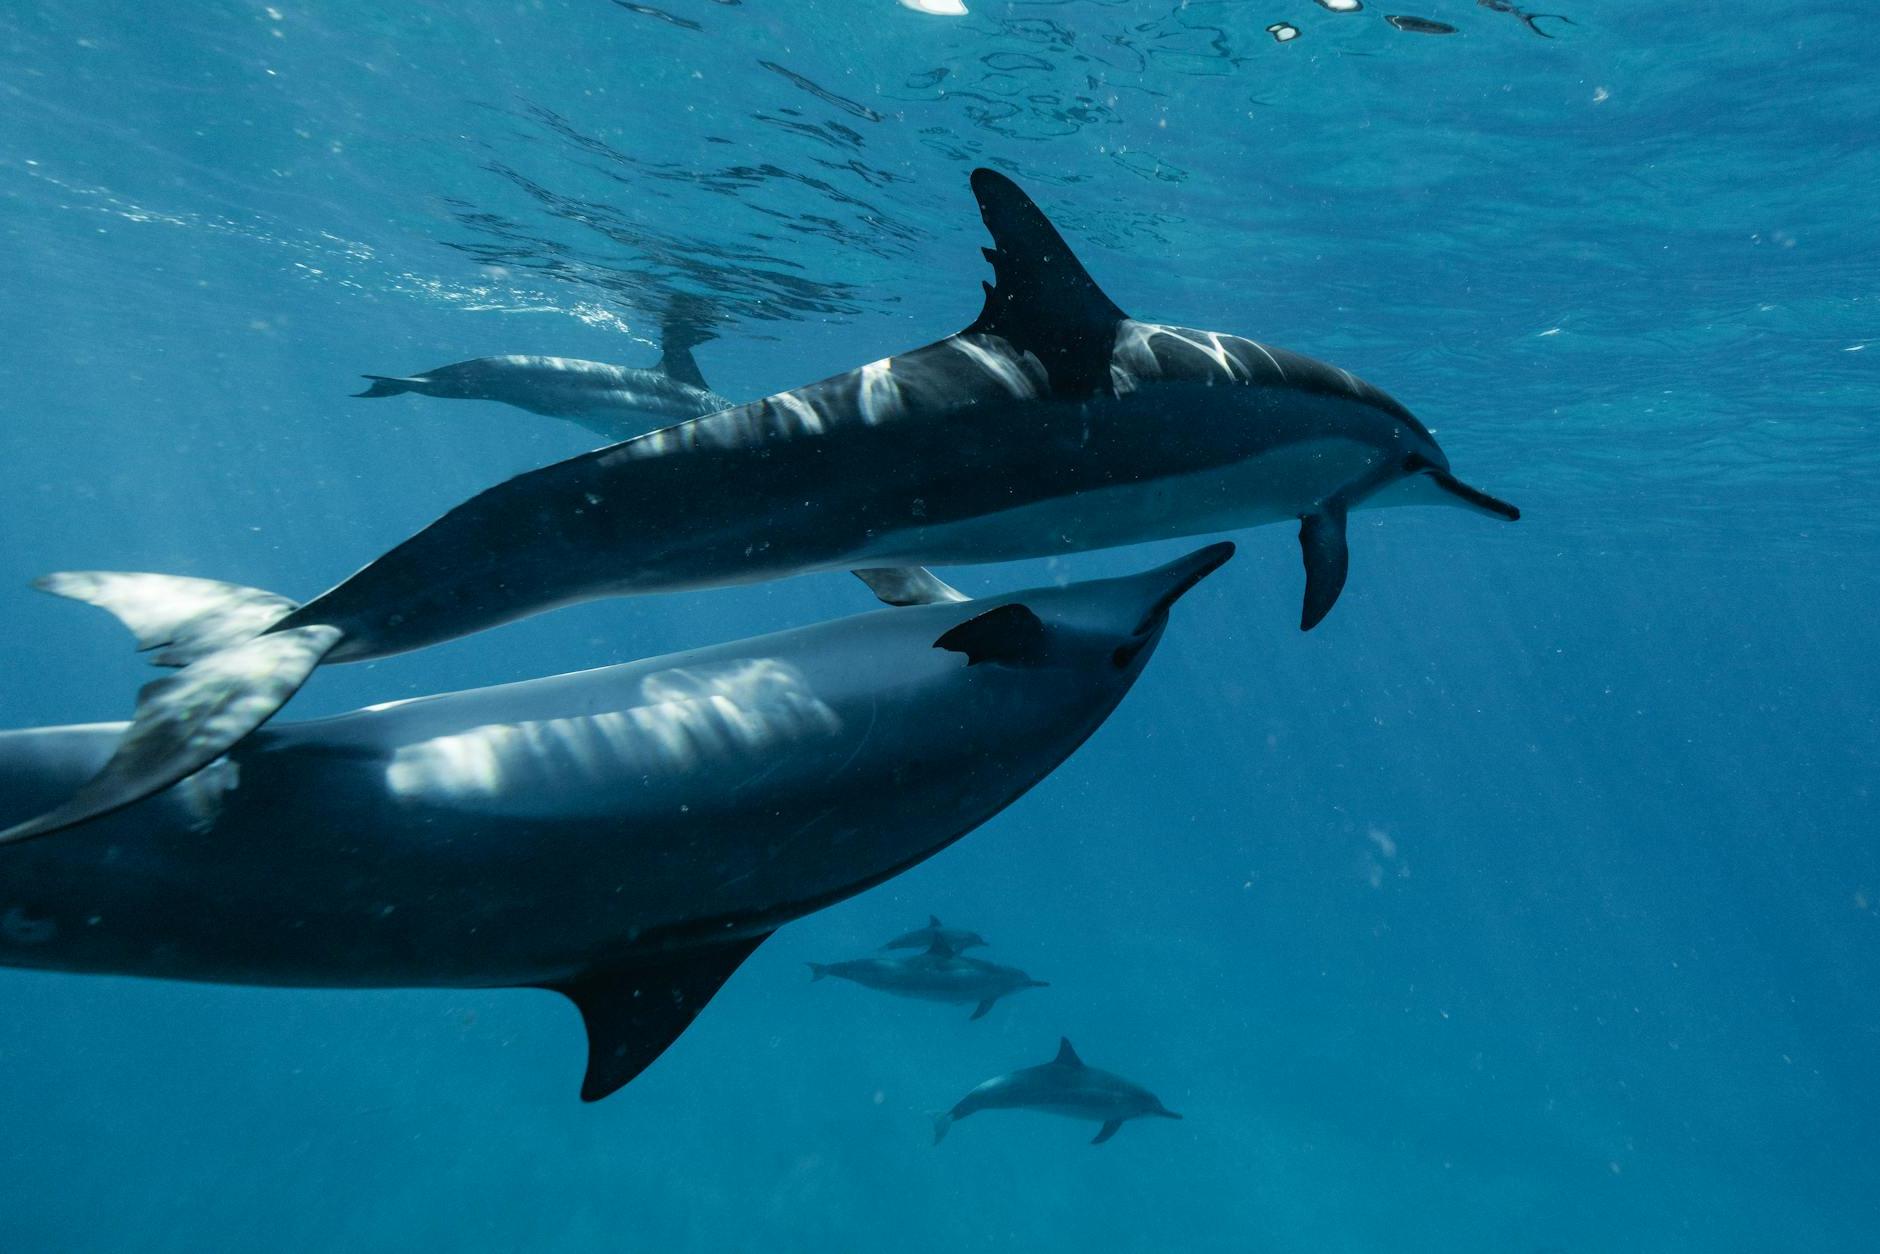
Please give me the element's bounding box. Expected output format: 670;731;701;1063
1386;14;1458;32
899;0;968;14
1267;22;1300;42
1315;0;1362;9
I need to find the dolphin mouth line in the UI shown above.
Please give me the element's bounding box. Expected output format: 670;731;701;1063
1426;468;1521;521
1130;540;1237;636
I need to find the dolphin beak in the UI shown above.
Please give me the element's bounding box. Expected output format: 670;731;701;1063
1130;541;1236;634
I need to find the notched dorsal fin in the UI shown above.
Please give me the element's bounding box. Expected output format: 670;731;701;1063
1055;1037;1084;1067
962;168;1126;398
933;602;1048;667
540;931;771;1102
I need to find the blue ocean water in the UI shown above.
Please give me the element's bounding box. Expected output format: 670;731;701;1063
1;0;1876;1249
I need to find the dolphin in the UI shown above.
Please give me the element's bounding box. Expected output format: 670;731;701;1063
0;545;1231;1100
809;936;1044;1020
3;167;1516;845
354;304;733;444
881;915;988;953
933;1037;1183;1146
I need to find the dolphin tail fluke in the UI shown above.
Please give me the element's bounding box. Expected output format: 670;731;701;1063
0;624;343;846
806;963;830;982
353;374;426;399
1427;468;1521;521
1091;1119;1124;1146
541;931;772;1101
35;571;304;666
931;1111;953;1146
1297;506;1350;632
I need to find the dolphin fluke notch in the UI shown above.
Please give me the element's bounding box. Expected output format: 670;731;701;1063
543;932;771;1102
963;168;1127;397
0;624;342;846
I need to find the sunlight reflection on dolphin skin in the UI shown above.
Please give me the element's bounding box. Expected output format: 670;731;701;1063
384;658;842;806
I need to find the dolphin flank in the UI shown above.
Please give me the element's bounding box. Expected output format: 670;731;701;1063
933;1038;1183;1146
0;546;1231;1098
4;167;1515;845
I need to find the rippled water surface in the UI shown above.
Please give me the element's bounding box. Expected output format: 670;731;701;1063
1;2;1875;1251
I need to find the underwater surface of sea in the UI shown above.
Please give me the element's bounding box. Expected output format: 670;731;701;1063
1;1;1875;1250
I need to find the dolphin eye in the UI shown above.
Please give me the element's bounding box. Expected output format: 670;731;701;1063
1111;642;1141;669
1402;452;1433;474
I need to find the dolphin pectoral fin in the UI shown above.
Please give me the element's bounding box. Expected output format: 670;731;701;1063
852;566;970;607
0;625;343;847
962;168;1127;398
969;998;997;1021
934;603;1048;667
1426;468;1521;521
1091;1120;1125;1146
932;1111;954;1146
542;931;772;1102
1297;506;1350;632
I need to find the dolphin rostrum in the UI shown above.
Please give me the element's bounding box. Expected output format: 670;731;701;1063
0;545;1231;1099
354;306;733;443
4;167;1515;844
881;915;988;953
809;936;1044;1020
933;1038;1183;1146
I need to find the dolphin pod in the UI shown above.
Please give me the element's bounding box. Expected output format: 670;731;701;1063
1;168;1516;846
933;1037;1182;1146
0;546;1231;1100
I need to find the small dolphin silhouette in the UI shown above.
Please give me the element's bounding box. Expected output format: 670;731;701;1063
810;936;1043;1020
934;1038;1182;1146
881;915;988;953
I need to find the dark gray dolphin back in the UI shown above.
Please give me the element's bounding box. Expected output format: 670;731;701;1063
962;168;1127;398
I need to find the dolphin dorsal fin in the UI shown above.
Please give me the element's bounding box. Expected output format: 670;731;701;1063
929;915;943;928
653;343;711;392
1054;1037;1084;1067
962;169;1126;398
924;934;962;959
653;298;716;391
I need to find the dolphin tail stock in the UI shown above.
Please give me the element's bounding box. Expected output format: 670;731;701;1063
931;1111;954;1146
0;572;339;847
353;374;426;399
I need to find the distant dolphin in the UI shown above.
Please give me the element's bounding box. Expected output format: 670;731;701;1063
881;915;987;952
0;545;1231;1100
354;339;733;445
809;937;1044;1020
933;1038;1182;1146
4;167;1516;844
